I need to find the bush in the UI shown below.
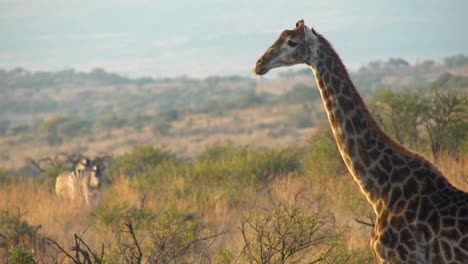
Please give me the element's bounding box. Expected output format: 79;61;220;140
109;145;178;178
444;54;468;68
0;209;43;263
0;169;14;184
93;203;156;227
168;143;303;209
144;210;214;263
61;209;216;264
240;204;347;263
36;165;66;191
191;143;301;186
8;245;36;264
56;118;91;139
303;124;347;178
320;240;374;264
212;249;236;264
151;116;172;136
40;115;64;146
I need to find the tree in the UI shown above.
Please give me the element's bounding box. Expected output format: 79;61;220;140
421;85;467;162
40;115;64;146
56;118;91;139
369;88;424;147
444;54;468;68
384;58;410;69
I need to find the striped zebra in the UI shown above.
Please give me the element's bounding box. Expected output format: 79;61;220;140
74;157;89;175
55;159;102;207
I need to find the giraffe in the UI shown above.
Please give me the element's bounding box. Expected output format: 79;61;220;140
254;20;468;263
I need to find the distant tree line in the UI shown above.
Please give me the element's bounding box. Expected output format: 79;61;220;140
0;67;256;90
0;67;156;89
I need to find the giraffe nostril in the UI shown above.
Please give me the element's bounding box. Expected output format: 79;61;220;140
256;58;263;65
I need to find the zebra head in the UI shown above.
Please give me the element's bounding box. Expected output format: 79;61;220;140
75;157;90;174
89;164;102;189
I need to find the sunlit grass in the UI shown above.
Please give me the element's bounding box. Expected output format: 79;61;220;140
0;140;466;262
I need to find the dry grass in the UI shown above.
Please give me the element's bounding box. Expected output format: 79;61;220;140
0;107;466;262
0;150;466;262
436;154;468;192
0;179;96;249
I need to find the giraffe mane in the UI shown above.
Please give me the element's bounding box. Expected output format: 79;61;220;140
315;31;439;169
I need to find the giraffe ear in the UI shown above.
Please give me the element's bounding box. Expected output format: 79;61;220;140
296;19;304;28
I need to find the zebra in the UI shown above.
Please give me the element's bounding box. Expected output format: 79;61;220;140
74;157;89;175
55;161;102;207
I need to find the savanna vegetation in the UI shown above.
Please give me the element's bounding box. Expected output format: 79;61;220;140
0;55;467;263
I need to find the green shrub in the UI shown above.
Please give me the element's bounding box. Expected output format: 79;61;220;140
191;143;301;186
36;165;66;191
240;204;347;264
93;203;156;227
0;169;13;184
40;115;64;146
0;209;43;263
303;124;347;178
144;210;212;263
108;145;178;178
444;54;468;68
56;118;91;139
212;249;235;264
151;116;172;136
0;210;38;248
8;245;36;264
69;209;214;264
320;241;374;264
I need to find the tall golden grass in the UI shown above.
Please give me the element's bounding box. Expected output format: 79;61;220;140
0;146;466;262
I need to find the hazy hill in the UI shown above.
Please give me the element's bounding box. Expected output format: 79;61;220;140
1;55;467;169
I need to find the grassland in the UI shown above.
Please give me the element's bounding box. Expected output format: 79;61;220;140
0;56;467;263
1;143;466;263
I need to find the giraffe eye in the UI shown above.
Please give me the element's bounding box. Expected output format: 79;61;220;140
287;40;298;47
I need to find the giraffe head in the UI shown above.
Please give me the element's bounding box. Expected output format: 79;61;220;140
254;20;319;75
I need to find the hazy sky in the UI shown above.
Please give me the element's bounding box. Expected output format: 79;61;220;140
1;0;467;77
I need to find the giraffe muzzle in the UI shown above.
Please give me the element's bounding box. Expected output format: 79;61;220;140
254;58;270;75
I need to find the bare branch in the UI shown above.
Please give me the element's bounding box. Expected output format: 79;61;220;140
44;237;79;264
124;221;143;264
354;218;375;228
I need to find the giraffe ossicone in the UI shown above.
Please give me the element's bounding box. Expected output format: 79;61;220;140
255;20;468;263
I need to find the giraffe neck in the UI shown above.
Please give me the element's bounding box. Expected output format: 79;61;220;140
306;34;405;211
